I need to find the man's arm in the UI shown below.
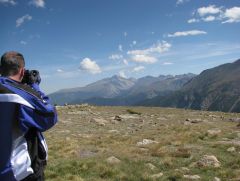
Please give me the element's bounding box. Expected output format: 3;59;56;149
18;84;58;133
18;103;57;133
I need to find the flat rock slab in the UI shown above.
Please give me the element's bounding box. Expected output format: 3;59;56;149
136;139;159;146
106;156;121;164
90;118;108;126
150;172;163;179
79;150;98;158
195;155;221;168
183;175;201;180
119;114;140;119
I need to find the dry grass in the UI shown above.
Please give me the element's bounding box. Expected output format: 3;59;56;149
44;105;240;180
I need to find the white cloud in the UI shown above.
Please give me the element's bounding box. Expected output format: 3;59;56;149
187;18;200;23
118;44;123;51
197;5;222;17
128;41;171;55
80;58;101;74
123;32;128;37
30;0;45;8
132;41;137;45
222;7;240;23
132;66;145;72
123;59;128;65
16;14;32;27
190;5;240;24
109;54;123;60
57;69;63;73
176;0;190;5
168;30;207;37
162;62;173;65
20;41;27;45
131;54;157;64
0;0;16;5
127;41;171;64
202;16;216;22
119;70;127;78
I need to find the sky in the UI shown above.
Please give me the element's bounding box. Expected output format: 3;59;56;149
0;0;240;93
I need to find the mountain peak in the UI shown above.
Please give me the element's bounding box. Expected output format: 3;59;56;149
111;75;125;80
234;59;240;64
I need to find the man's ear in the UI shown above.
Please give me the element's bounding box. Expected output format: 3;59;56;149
19;68;25;81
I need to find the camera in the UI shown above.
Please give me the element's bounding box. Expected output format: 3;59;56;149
22;70;41;85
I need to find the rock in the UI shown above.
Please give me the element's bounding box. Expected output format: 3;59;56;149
106;156;121;164
229;118;240;123
237;133;240;138
138;148;149;153
181;167;190;172
119;114;139;119
213;177;221;181
227;147;236;152
136;139;159;146
79;150;97;158
183;175;201;180
217;140;240;146
90;118;108;126
209;115;219;118
65;137;71;141
108;130;119;134
175;167;190;173
145;163;156;170
67;110;89;115
114;115;122;121
185;118;203;123
184;121;192;125
157;117;167;121
150;172;163;179
207;129;221;136
196;155;221;168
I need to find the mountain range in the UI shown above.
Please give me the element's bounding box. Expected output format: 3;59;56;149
140;59;240;113
49;73;195;106
49;59;240;113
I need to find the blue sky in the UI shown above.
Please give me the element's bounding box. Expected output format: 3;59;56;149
1;0;240;93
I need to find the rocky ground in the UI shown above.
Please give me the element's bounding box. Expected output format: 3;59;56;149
45;105;240;181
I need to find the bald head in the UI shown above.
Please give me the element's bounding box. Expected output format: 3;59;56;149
0;51;25;77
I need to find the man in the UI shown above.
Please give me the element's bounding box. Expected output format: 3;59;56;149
0;51;58;181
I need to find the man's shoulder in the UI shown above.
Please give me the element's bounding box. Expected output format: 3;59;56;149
0;76;41;100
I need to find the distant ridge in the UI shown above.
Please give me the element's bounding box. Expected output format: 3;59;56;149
49;73;195;105
139;59;240;113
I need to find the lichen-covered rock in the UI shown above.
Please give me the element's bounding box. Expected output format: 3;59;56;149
106;156;121;164
145;163;156;170
150;172;163;179
183;175;201;180
196;155;221;168
136;139;158;146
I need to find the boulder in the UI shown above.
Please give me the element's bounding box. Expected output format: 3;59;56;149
229;118;240;123
207;129;221;136
227;147;236;152
145;163;157;170
90;118;108;126
150;172;163;179
183;175;201;180
114;115;122;121
213;177;221;181
185;118;203;124
106;156;121;164
136;139;159;146
196;155;221;168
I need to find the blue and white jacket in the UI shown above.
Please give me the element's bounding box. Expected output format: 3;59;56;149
0;76;58;181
